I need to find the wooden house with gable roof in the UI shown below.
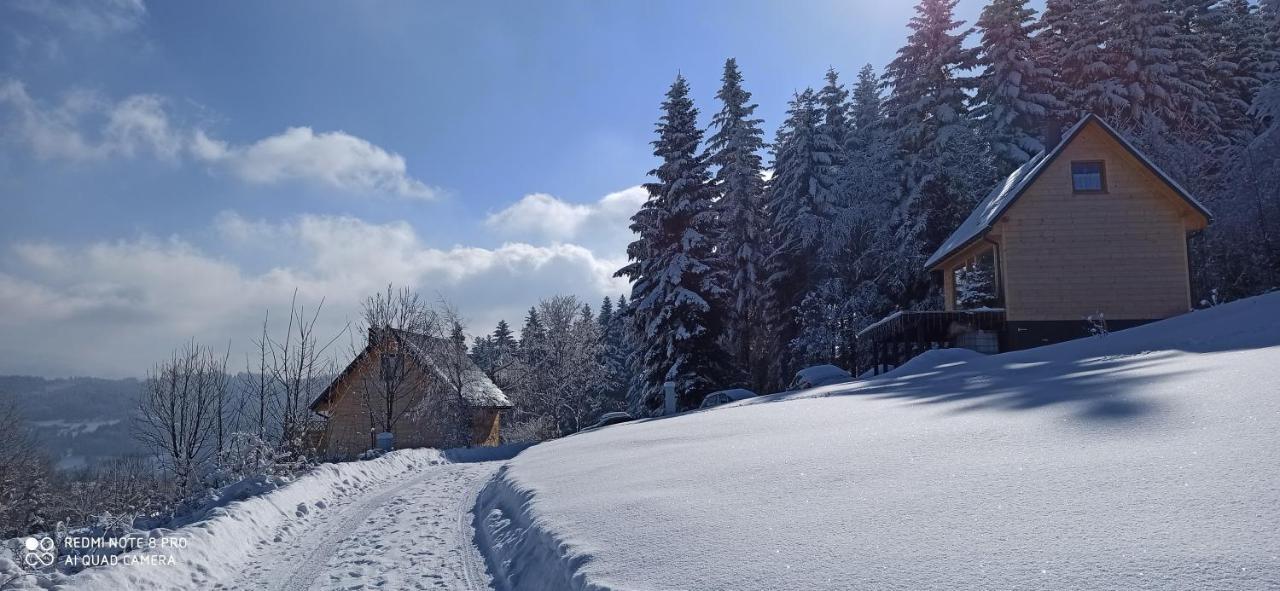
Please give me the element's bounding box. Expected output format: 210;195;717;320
856;114;1212;374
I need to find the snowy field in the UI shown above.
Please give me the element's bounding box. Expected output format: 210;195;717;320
479;293;1280;590
3;446;524;591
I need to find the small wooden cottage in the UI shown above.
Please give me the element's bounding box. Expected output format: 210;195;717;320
309;327;511;458
858;114;1212;373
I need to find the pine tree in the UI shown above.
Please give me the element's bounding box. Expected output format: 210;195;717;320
705;58;768;388
1104;0;1210;133
974;0;1062;170
839;64;900;345
1035;0;1126;122
761;89;843;388
519;307;544;351
492;319;516;351
885;0;978;176
1200;0;1272;145
1258;0;1280;132
597;296;630;409
597;296;614;328
848;64;886;151
616;75;729;413
817;68;851;158
885;0;996;306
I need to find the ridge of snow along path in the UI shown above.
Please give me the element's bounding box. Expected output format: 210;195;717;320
54;446;523;591
476;292;1280;591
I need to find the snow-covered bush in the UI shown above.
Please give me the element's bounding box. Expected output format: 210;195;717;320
1085;312;1109;337
210;432;292;485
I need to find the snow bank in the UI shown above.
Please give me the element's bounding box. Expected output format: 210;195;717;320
10;449;445;590
475;468;600;591
482;293;1280;590
875;346;984;379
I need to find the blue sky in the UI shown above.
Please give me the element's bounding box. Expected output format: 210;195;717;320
0;0;994;377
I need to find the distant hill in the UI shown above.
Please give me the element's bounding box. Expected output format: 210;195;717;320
0;375;145;470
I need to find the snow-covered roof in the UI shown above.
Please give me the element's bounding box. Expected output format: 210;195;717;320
398;332;512;408
310;328;511;412
924;114;1214;270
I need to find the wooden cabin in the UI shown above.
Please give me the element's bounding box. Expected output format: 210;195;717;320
308;327;511;458
858;114;1212;374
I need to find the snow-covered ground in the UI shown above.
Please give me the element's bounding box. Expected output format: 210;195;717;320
478;293;1280;590
4;446;524;591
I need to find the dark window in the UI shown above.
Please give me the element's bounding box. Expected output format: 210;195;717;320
1071;161;1106;193
380;353;402;381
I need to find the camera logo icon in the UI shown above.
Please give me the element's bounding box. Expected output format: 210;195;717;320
22;537;57;569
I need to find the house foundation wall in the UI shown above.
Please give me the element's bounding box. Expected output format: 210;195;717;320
1003;319;1157;351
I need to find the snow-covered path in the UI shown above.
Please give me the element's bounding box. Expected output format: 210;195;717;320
219;460;500;591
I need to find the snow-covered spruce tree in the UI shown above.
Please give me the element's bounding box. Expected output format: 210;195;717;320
760;89;842;389
1266;0;1280;58
1103;0;1214;135
616;75;729;414
705;58;768;388
818;68;852;163
793;65;899;371
840;63;899;326
1159;1;1232;151
597;295;632;409
1205;0;1274;144
848;64;885;149
884;0;996;306
974;0;1063;171
846;65;899;214
789;278;860;369
1034;0;1125;124
471;319;519;390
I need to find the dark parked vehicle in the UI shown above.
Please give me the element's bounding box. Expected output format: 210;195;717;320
698;388;757;409
578;411;634;433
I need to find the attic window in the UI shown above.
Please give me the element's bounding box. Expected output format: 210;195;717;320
1071;161;1106;193
380;353;402;381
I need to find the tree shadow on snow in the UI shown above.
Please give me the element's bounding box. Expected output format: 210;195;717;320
755;349;1205;424
761;293;1280;423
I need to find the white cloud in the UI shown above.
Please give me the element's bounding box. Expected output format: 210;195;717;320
11;0;147;36
0;80;437;199
485;185;646;254
0;80;180;161
195;127;439;200
0;212;628;377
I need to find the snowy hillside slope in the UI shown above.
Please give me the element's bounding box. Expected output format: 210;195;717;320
3;447;522;591
477;292;1280;590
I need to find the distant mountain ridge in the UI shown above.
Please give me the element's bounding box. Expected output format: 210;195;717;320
0;375;144;469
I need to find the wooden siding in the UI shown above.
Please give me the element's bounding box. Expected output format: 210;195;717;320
471;408;502;447
996;121;1206;322
317;348;503;458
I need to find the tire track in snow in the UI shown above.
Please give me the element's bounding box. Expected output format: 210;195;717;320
223;460;502;591
456;467;495;590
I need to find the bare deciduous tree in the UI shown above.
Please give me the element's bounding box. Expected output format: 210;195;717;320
132;341;227;494
0;398;55;539
353;285;441;444
265;291;343;455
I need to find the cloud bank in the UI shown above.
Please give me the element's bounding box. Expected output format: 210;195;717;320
485;185;645;255
0;212;629;377
0;80;438;199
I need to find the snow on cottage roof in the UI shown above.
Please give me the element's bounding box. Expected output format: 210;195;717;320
923;114;1213;270
309;328;511;412
398;332;512;408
